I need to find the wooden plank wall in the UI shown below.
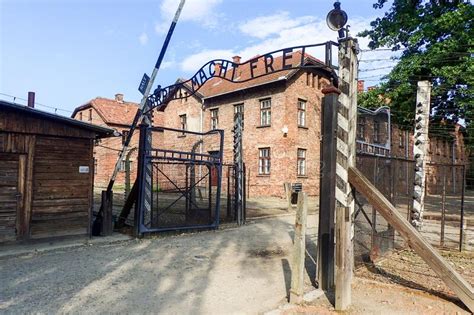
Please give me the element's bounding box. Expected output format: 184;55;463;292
0;132;93;241
30;136;92;239
0;154;20;242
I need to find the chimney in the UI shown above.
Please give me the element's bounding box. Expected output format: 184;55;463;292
115;93;124;103
357;80;365;93
27;92;35;108
232;55;241;64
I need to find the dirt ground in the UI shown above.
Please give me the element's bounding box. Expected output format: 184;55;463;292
276;277;470;314
1;212;473;314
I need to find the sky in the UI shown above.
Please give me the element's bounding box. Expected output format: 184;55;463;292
0;0;398;116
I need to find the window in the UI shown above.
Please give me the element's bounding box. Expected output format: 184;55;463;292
211;109;219;130
121;130;129;145
79;112;83;120
179;114;187;133
297;99;306;127
234;103;244;129
399;131;405;148
258;148;271;175
88;109;92;122
373;120;380;143
357;117;366;140
119;160;126;172
297;149;306;176
260;99;271;126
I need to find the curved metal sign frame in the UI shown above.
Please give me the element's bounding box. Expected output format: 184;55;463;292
145;41;339;114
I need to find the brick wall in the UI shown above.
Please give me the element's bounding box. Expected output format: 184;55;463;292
161;70;329;197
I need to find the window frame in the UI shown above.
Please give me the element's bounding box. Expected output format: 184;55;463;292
234;103;244;130
373;120;380;143
258;147;271;175
210;108;219;130
297;148;307;176
259;98;271;127
297;99;306;127
179;114;187;134
357;117;366;140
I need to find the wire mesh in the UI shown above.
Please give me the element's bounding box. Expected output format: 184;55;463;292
354;154;470;265
139;126;223;231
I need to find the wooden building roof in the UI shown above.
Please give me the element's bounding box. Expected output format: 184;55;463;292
0;100;113;138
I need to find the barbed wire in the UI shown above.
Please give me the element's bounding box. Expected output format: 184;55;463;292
0;92;73;114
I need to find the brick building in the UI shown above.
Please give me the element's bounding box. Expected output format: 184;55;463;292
157;52;333;197
71;94;163;189
71;54;468;199
357;107;468;194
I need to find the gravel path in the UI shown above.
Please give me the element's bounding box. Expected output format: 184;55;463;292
0;214;318;314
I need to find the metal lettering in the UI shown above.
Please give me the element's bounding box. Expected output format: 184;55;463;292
249;59;258;78
282;48;293;69
264;54;275;74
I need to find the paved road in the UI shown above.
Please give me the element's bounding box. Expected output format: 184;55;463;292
0;214;319;314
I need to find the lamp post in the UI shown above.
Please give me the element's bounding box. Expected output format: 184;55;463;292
326;1;348;39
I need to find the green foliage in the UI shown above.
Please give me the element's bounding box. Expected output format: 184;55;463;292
359;1;474;145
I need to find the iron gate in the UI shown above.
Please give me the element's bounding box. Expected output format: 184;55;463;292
135;125;224;234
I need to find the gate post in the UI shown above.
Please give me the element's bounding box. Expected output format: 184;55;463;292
233;111;244;225
317;84;340;291
334;37;358;311
134;122;150;237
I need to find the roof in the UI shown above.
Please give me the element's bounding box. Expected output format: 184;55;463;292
0;99;113;137
72;97;139;127
160;50;333;110
204;51;330;99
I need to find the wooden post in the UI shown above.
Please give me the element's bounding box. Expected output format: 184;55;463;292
284;182;292;211
348;167;474;312
290;192;308;304
411;81;431;228
101;190;113;236
317;85;340;290
335;206;351;310
333;37;358;310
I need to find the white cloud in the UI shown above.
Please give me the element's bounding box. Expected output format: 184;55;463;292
178;13;401;86
156;0;223;34
181;49;235;72
139;32;148;46
239;12;315;39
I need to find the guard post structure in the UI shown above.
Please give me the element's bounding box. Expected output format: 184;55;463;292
334;37;358;311
317;84;340;291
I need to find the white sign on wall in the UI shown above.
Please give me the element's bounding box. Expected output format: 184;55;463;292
79;166;90;174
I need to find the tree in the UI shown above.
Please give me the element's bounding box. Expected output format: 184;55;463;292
359;1;473;144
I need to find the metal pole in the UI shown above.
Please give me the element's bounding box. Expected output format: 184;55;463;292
106;0;186;192
134;123;149;237
233;112;244;225
459;165;466;251
441;165;447;247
